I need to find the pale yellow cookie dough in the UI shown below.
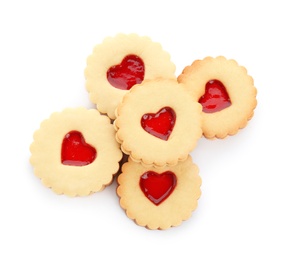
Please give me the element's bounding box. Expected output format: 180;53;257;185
178;56;257;139
85;33;176;119
30;107;122;196
117;156;202;230
114;79;203;168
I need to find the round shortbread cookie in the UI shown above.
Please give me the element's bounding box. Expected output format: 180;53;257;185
117;156;202;230
114;79;203;168
178;56;257;139
85;33;176;119
30;107;122;196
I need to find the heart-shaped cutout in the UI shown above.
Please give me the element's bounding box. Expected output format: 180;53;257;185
199;79;231;113
141;107;176;141
140;171;177;206
107;54;145;90
61;131;97;166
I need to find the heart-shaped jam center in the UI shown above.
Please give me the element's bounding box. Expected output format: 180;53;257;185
107;54;145;90
198;79;231;113
141;107;176;141
140;171;177;206
61;131;97;166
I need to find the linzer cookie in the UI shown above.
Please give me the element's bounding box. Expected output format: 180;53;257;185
114;79;203;168
117;156;201;230
30;107;122;196
85;33;176;119
178;56;257;139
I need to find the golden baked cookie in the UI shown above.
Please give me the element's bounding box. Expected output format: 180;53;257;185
178;56;257;139
30;107;122;196
117;156;201;230
85;33;176;119
114;79;203;168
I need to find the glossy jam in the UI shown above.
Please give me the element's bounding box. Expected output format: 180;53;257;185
140;171;177;206
198;79;231;113
61;131;97;166
107;54;145;90
141;107;176;141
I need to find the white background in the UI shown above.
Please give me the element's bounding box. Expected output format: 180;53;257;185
1;0;293;259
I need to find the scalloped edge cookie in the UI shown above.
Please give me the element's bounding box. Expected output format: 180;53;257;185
85;33;176;119
178;56;257;139
117;156;202;230
114;78;203;168
30;107;122;196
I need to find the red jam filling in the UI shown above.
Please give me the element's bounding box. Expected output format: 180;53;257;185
198;79;231;113
61;131;97;166
107;54;145;90
141;107;176;141
140;171;177;206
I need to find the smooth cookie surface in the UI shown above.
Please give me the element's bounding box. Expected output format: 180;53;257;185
30;107;122;196
117;156;202;230
178;56;257;139
85;33;176;119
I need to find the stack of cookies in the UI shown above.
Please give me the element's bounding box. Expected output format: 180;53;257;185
30;33;257;230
